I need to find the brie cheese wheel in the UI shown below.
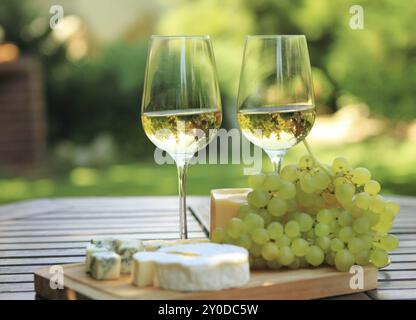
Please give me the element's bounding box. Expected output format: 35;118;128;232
143;239;209;252
210;188;251;234
132;243;250;291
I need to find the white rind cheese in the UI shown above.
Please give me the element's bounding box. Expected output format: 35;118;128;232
90;251;121;280
132;243;250;291
143;239;208;252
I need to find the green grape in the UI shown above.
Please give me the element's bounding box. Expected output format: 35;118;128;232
291;238;309;257
258;208;273;226
226;217;246;239
249;243;262;257
237;204;254;220
370;248;389;268
277;181;296;200
251;228;270;245
369;195;385;214
384;201;400;216
351;167;371;185
364;210;380;226
267;222;284;240
266;260;282;270
335;183;355;205
334;249;354;272
332;157;350;174
236;234;252;250
338;211;353;227
330;238;345;252
352;217;370;234
305;245;324;267
211;228;225;243
314;223;330;237
248;190;270;208
299;155;313;169
299;175;316;194
314;171;331;190
359;234;374;250
354;192;371;210
252;257;267;269
304;229;316;241
288;257;301;269
296;188;316;207
280;164;299;182
277;235;292;248
263;175;282;191
223;233;236;245
317;209;335;224
364;180;381;195
338;226;354;242
355;249;371;265
379;234;399;251
325;252;335;266
285;220;301;238
277;246;295;266
372;215;393;234
316;236;331;252
295;212;314;232
348;237;364;254
261;242;279;261
286;199;298;213
267;197;287;217
244;213;264;230
248;174;266;189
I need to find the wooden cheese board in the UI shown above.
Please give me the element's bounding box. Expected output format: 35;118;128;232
34;263;377;300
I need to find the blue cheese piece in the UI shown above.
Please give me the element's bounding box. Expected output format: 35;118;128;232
85;244;109;272
90;252;121;280
115;240;144;274
90;238;117;251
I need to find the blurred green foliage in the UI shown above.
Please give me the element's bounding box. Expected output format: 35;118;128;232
0;0;415;203
1;0;415;156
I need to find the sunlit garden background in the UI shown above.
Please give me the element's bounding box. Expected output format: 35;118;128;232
0;0;415;204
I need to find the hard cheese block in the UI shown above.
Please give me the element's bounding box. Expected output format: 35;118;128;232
210;188;251;234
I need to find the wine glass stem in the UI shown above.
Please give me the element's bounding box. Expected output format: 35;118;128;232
176;160;189;239
265;149;287;174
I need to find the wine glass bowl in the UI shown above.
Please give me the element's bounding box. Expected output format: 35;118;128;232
237;35;315;172
141;36;222;239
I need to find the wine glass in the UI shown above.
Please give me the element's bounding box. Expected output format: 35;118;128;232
141;36;222;239
237;35;315;173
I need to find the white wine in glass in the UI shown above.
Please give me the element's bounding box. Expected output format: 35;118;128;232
237;35;315;173
141;36;222;239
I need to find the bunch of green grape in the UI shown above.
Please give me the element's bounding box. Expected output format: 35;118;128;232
212;155;400;272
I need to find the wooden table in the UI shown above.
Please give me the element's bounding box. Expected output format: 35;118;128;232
0;195;415;300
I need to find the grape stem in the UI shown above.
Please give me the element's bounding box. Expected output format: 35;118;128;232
302;139;334;178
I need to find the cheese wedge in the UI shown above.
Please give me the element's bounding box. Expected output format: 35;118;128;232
85;244;109;272
210;188;251;235
132;243;250;291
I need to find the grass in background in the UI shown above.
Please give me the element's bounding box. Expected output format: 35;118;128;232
0;137;415;204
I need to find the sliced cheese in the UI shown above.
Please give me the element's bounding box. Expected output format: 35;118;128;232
210;188;251;235
116;240;144;274
132;243;250;291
